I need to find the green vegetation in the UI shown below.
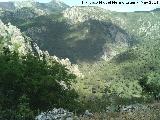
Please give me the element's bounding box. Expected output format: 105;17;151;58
0;0;160;119
0;21;80;119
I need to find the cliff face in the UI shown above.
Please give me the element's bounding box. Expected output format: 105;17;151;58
0;20;32;55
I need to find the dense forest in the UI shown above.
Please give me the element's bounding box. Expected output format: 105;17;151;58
0;0;160;120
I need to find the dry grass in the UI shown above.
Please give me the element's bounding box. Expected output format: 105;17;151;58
79;103;160;120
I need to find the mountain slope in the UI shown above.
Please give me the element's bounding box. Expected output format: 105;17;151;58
1;5;160;63
1;1;160;111
0;5;136;62
1;2;160;62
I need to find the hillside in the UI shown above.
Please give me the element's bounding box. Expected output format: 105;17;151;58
1;3;160;62
0;5;134;62
0;0;160;119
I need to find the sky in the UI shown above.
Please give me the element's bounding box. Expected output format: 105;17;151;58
0;0;160;12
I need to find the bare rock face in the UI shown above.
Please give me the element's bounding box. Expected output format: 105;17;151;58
63;6;110;24
48;0;69;9
62;6;132;61
35;108;74;120
0;0;69;17
0;20;32;55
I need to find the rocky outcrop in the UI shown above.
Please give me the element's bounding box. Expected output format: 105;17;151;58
0;20;32;55
63;6;110;24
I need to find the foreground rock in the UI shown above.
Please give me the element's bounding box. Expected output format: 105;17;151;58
35;108;74;120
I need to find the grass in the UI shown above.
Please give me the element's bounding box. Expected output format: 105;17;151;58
79;102;160;120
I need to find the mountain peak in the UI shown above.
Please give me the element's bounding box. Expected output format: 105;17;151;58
48;0;69;9
0;0;69;12
63;6;110;23
50;0;63;3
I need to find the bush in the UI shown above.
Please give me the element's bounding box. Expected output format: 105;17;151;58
0;52;79;119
